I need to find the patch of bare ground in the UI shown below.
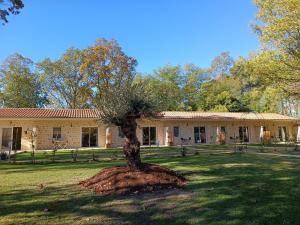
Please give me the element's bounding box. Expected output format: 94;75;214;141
79;163;187;195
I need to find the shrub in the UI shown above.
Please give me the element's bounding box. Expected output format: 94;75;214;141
0;152;8;160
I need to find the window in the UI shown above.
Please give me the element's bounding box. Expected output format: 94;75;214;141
118;127;125;138
53;127;61;140
81;127;98;147
174;126;180;137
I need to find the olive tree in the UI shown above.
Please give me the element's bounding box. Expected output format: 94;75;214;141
81;39;161;169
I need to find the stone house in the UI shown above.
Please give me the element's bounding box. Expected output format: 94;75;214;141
0;108;299;151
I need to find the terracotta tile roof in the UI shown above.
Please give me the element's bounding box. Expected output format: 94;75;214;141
0;108;101;119
0;108;298;121
160;111;299;121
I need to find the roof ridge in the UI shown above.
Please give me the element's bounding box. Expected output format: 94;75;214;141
0;108;298;120
0;108;98;110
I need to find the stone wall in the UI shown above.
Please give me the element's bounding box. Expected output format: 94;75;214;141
0;118;298;151
0;120;35;151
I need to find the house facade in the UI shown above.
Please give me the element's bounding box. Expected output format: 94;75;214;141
0;108;299;151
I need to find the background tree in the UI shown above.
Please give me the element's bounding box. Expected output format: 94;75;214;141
197;75;249;112
0;0;24;24
210;51;234;78
80;39;137;105
137;65;184;111
133;49;298;115
135;64;208;111
182;64;208;110
0;53;47;108
38;48;91;108
81;39;160;169
231;56;280;113
250;0;300;97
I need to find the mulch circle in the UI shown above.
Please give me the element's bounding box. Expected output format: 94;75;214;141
79;163;187;195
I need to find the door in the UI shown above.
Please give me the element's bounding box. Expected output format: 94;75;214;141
220;126;226;144
211;126;217;143
200;127;206;143
89;127;98;147
81;127;98;147
194;127;206;144
194;127;200;143
239;126;249;143
1;128;12;150
142;127;156;145
142;127;149;145
12;127;22;150
278;126;287;141
173;126;180;143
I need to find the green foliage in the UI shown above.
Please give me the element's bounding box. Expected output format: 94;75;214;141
230;56;279;113
253;0;300;51
197;76;249;112
136;49;297;114
182;64;209;110
259;87;283;112
0;32;298;115
136;64;208;111
251;0;300;97
0;53;48;108
137;65;184;111
247;51;299;96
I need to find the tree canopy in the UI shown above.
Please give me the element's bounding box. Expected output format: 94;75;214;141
210;51;234;78
38;48;91;109
0;53;48;108
250;0;300;97
135;64;208;111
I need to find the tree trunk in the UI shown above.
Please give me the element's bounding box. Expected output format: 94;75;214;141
121;117;142;170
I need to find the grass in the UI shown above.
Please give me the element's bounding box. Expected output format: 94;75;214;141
9;143;300;163
1;146;300;225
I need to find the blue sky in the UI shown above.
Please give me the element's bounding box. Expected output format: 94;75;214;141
0;0;259;73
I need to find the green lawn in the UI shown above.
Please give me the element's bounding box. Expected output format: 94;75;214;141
1;147;300;225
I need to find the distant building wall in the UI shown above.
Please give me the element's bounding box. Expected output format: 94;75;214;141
0;118;298;150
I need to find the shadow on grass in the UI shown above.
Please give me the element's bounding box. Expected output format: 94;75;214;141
0;160;127;174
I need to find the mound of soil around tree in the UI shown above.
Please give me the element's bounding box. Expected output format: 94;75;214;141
79;164;187;195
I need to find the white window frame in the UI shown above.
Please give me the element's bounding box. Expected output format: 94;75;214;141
52;127;62;141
